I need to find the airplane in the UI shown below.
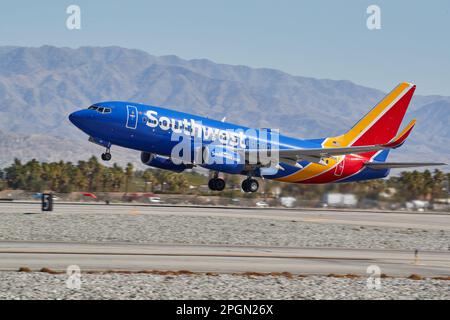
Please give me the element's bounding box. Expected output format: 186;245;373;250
69;82;446;193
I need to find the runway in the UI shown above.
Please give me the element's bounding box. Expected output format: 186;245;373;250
1;201;450;230
1;202;449;277
0;241;449;277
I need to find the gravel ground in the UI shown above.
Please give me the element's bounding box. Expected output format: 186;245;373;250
0;272;448;300
0;212;448;250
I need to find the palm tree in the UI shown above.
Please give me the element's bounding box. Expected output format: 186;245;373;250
101;168;114;192
167;173;189;193
0;169;4;190
5;158;26;189
154;170;170;192
72;164;88;191
125;163;134;193
87;156;103;191
24;159;43;192
142;169;156;192
431;169;446;201
111;163;124;191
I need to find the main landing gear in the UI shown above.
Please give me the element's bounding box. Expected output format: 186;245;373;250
208;172;225;191
242;178;259;193
208;177;226;191
101;148;112;161
207;172;259;193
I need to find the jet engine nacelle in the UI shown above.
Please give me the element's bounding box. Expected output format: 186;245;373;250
200;145;246;174
140;152;188;173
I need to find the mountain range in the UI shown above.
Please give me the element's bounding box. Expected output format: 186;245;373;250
0;46;448;169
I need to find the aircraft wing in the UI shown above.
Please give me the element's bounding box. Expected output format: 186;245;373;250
247;120;417;164
364;162;447;169
276;144;393;159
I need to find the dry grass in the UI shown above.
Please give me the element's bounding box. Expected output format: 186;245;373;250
136;270;155;274
408;274;424;280
18;267;32;272
432;276;450;281
269;272;294;279
237;271;267;278
39;267;62;274
12;268;440;281
233;271;295;279
327;273;360;279
177;270;195;275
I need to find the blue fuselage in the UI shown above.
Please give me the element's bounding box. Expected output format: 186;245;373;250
69;101;389;182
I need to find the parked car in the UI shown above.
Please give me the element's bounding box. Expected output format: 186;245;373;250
149;197;162;203
256;201;269;208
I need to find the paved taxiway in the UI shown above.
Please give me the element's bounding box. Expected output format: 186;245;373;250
0;241;449;277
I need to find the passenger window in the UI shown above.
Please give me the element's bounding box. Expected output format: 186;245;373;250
98;107;104;113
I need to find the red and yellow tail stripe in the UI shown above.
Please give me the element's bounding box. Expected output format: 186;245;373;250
277;82;416;183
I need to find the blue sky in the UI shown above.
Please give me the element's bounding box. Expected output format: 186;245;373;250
1;0;449;95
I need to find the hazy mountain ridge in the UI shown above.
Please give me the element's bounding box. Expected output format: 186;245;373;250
0;46;448;168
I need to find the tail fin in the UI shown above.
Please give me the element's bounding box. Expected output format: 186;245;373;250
325;82;416;148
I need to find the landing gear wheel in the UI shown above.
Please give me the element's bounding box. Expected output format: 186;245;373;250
213;178;225;191
208;179;215;190
242;179;249;192
242;178;259;193
208;178;225;191
101;148;112;161
101;152;112;161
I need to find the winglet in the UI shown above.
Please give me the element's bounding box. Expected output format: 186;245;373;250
384;119;416;148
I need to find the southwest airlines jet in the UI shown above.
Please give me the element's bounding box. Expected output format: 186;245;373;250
69;83;445;193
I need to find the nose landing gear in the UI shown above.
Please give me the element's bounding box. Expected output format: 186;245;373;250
101;148;112;161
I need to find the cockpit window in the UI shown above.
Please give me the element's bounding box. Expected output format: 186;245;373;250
88;105;112;114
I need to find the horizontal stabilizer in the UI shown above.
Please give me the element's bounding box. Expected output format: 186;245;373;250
384;119;416;148
365;162;447;170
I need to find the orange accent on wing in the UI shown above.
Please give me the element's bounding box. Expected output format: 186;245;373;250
275;157;341;183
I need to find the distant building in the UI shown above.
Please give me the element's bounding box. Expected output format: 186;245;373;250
280;197;296;208
323;193;358;208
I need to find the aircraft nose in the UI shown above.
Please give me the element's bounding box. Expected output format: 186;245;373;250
69;110;89;127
